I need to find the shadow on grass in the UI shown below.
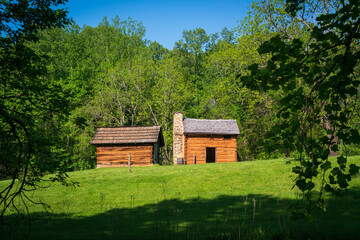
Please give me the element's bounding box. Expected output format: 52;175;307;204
285;158;299;164
2;187;360;240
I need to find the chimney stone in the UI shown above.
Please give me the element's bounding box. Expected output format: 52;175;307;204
173;112;184;164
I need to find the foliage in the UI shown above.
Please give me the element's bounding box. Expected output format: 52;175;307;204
206;35;277;160
242;0;360;215
0;0;75;222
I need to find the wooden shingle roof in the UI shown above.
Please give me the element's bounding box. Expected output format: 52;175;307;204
91;126;164;146
183;119;240;135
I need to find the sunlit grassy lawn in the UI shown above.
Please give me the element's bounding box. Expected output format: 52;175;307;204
1;157;360;239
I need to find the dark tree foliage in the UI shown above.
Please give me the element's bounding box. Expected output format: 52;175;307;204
0;0;74;223
242;0;360;217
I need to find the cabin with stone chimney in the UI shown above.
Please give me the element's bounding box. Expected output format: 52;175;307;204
173;112;240;165
91;126;164;168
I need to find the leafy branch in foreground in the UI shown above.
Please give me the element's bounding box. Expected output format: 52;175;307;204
0;0;77;223
241;0;360;217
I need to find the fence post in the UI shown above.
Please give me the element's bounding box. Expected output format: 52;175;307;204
193;154;196;165
128;153;131;173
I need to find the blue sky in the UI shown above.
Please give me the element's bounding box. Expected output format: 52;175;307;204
65;0;254;49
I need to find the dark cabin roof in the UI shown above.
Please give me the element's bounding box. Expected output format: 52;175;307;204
91;126;164;146
183;119;240;135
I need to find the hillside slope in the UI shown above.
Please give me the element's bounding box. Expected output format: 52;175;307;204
1;157;360;239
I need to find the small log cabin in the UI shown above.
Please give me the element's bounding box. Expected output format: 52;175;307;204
91;126;164;168
173;112;240;165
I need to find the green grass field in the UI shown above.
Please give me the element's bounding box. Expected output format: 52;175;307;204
1;157;360;239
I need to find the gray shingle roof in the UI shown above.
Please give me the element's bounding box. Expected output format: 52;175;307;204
91;126;164;145
183;119;240;135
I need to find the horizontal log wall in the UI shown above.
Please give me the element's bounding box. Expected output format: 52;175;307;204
97;144;153;168
185;134;237;164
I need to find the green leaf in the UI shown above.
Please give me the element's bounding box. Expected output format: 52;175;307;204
349;164;360;175
296;179;307;192
307;181;315;191
329;175;336;184
292;166;301;174
321;161;331;171
337;156;347;165
324;184;333;192
326;129;333;135
337;172;349;188
320;136;329;144
349;129;360;144
331;167;340;176
330;144;338;152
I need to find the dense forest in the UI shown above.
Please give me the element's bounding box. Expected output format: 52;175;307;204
2;0;360;172
32;17;277;169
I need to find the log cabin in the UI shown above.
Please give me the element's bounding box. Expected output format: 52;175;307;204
173;112;240;165
91;126;164;168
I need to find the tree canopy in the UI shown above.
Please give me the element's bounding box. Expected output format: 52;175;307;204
242;0;360;216
0;0;73;222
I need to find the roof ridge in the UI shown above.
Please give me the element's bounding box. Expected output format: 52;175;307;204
184;118;236;121
97;125;160;128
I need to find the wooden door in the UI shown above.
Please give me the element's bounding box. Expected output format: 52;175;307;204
206;147;216;163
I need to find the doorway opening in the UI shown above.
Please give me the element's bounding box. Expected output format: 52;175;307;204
206;147;216;163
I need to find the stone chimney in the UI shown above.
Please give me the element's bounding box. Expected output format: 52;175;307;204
173;112;184;164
